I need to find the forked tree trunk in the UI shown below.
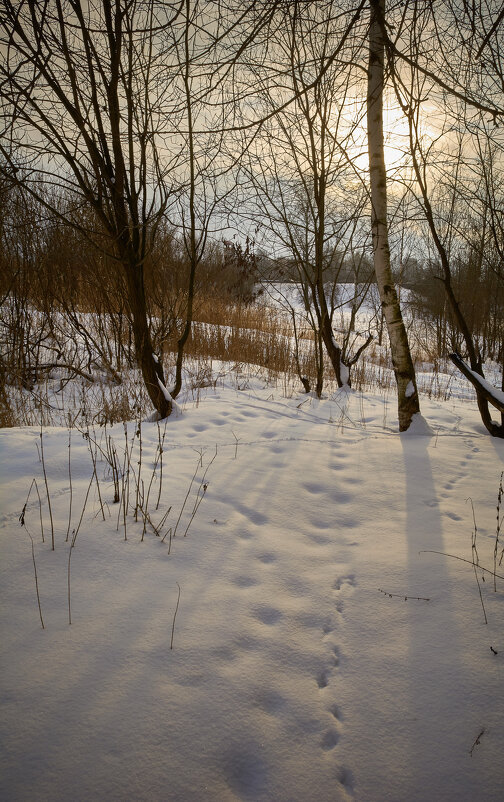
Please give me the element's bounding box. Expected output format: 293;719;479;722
367;0;420;430
124;261;172;418
316;286;344;387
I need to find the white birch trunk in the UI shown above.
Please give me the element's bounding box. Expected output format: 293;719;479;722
367;0;420;431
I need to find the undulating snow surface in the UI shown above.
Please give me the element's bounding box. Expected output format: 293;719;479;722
1;379;504;802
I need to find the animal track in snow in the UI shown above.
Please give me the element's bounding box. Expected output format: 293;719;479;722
342;476;363;486
252;605;283;626
330;491;354;505
308;517;331;530
231;575;258;588
316;670;330;689
337;766;355;796
302;481;325;494
440;441;479;500
256;551;277;564
333;574;356;591
223;747;268;799
308;535;332;546
320;729;340;751
307;533;332;546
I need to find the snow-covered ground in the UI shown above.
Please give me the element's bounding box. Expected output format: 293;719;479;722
1;375;503;802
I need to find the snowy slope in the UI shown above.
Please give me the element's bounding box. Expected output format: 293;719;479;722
1;381;504;802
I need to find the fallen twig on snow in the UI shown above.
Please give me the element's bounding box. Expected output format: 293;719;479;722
469;728;485;757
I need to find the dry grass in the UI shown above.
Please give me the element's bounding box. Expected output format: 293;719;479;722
2;285;479;427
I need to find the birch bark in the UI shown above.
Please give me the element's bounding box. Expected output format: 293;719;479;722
367;0;420;430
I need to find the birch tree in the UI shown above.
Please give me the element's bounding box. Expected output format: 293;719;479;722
367;0;420;430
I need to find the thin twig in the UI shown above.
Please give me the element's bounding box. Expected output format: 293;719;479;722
67;469;94;625
231;430;240;459
23;477;45;544
145;441;163;523
84;425;105;522
169;458;200;540
65;423;73;542
19;501;45;629
39;421;55;550
494;471;503;591
467;497;487;624
469;728;485;757
135;415;142;522
67;528;77;625
184;446;217;537
156;418;168;511
170;583;181;650
138;504;172;539
419;551;504;580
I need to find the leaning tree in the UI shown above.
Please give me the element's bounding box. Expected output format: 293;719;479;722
384;0;504;436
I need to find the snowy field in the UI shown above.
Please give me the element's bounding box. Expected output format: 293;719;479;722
1;372;504;802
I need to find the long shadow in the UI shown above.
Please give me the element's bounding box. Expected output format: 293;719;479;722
401;434;465;801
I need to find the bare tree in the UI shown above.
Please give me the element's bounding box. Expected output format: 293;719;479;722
367;0;420;431
0;0;182;416
386;0;504;436
240;1;373;395
0;1;285;417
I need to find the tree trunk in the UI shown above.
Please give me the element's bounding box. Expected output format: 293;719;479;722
317;287;344;387
367;0;420;430
124;261;172;418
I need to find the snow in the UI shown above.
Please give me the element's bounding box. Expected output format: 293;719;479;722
340;362;350;386
405;380;415;397
401;412;435;436
1;379;504;802
465;364;504;407
157;376;173;403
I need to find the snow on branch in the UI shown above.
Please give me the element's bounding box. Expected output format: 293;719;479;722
449;353;504;413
